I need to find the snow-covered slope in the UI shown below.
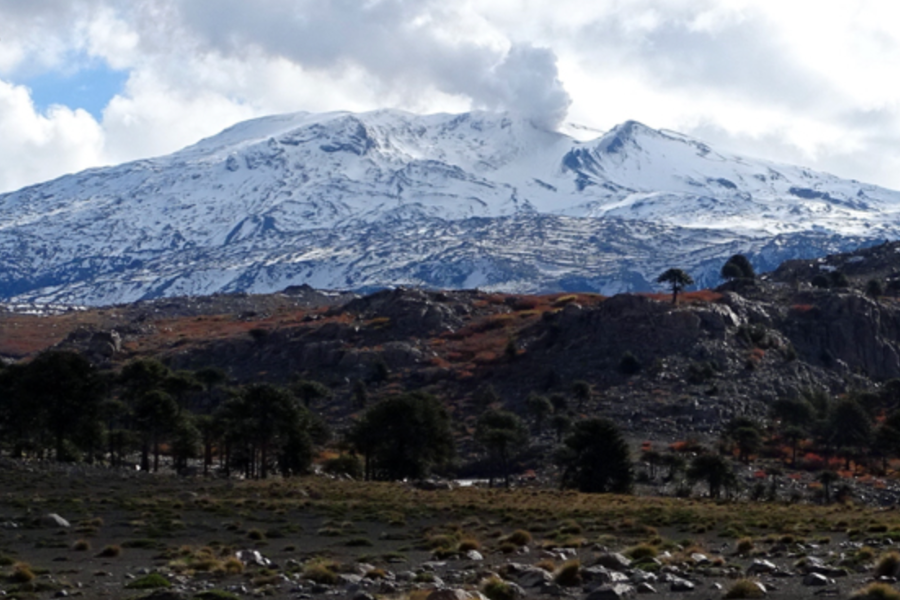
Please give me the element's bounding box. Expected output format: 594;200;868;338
1;109;898;305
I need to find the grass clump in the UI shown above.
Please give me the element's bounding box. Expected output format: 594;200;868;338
626;542;658;561
482;576;516;600
8;562;35;584
553;559;582;587
125;573;171;589
246;528;266;541
302;560;339;585
458;537;481;552
221;556;244;575
505;529;532;547
735;537;755;555
875;551;900;578
724;579;766;599
71;539;91;552
851;582;900;600
96;544;122;558
344;537;373;547
195;591;241;600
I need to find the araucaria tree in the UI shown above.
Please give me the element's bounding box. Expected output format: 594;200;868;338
348;392;455;481
657;268;694;304
721;254;756;281
557;418;633;494
475;408;528;487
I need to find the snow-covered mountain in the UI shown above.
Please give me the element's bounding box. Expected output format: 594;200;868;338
1;109;898;305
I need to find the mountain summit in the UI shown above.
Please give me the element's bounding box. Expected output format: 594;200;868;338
1;109;898;305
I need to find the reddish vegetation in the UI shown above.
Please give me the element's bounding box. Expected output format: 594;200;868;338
638;290;723;304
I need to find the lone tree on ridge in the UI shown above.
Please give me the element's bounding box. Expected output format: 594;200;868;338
657;268;694;304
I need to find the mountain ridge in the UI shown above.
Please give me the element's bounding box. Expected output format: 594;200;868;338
1;108;899;305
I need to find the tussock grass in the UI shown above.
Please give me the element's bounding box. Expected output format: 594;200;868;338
851;582;900;600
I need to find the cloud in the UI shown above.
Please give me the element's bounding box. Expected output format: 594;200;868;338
0;79;104;192
163;0;571;129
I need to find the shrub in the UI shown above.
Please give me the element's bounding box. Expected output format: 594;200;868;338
195;591;241;600
875;551;900;578
71;539;91;552
506;529;532;546
735;537;755;555
458;538;481;552
553;559;582;586
535;559;556;572
247;529;266;541
222;556;244;574
619;351;642;375
8;562;35;584
626;543;658;560
482;576;516;600
724;579;766;599
302;562;339;585
322;455;363;478
126;573;171;589
344;537;373;547
96;545;122;558
851;582;900;600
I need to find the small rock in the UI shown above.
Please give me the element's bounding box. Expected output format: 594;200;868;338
804;573;831;586
747;559;778;575
466;550;484;561
426;590;469;600
635;582;656;594
585;583;636;600
41;513;70;528
669;577;695;592
594;553;632;572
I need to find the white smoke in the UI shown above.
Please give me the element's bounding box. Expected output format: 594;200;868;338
480;43;571;130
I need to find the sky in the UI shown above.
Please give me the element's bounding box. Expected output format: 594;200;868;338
1;0;900;194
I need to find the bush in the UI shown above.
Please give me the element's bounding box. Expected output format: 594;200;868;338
506;529;532;546
626;543;658;560
322;454;363;478
96;545;121;558
875;551;900;578
302;562;339;585
482;576;516;600
735;537;755;555
8;562;35;584
851;582;900;600
458;538;481;552
619;351;642;375
126;573;171;589
553;559;581;586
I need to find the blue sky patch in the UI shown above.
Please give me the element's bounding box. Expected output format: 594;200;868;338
23;63;129;120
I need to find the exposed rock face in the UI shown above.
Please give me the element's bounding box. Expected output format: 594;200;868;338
89;331;121;358
341;288;466;336
783;292;900;379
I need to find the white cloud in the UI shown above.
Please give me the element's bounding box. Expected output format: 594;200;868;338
0;79;104;192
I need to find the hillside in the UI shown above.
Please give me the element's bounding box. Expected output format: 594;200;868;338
3;243;900;453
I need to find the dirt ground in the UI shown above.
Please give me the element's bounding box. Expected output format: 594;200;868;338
0;460;894;599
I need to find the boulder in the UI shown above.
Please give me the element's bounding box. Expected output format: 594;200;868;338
426;590;469;600
584;584;636;600
594;553;632;572
41;513;70;528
